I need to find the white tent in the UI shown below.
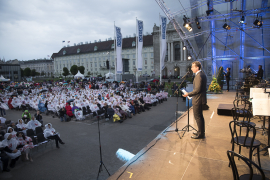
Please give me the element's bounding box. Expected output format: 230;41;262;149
105;72;114;79
0;75;9;82
74;70;84;79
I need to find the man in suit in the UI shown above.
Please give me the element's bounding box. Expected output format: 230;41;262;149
183;61;207;139
257;65;263;80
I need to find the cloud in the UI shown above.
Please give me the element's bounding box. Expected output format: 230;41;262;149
0;0;163;60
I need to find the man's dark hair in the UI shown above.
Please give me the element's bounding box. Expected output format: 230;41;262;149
192;61;202;70
259;65;262;68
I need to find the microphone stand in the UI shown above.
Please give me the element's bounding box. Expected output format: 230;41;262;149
163;71;190;139
96;117;110;180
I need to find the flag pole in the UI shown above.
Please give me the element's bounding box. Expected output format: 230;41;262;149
159;14;162;83
114;21;117;81
136;17;138;83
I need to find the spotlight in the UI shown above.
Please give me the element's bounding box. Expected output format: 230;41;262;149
183;15;193;32
188;55;192;60
239;16;246;24
183;46;186;50
223;23;231;30
253;19;263;27
206;9;213;16
195;17;201;29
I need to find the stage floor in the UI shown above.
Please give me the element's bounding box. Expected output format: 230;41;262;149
108;91;270;180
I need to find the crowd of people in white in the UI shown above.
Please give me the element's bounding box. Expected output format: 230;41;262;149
0;82;168;172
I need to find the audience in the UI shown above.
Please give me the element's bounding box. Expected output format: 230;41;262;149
2;133;21;168
43;123;65;149
16;131;34;162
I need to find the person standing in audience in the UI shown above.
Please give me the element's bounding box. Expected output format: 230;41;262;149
44;123;65;149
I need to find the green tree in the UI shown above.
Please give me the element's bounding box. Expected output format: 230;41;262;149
35;72;40;76
78;66;85;74
217;66;224;89
62;67;70;78
87;71;92;76
41;71;45;76
70;65;78;75
24;67;31;77
31;69;36;77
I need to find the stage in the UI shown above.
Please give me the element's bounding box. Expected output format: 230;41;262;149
108;92;270;180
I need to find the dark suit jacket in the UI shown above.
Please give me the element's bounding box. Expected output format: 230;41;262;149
225;71;230;81
188;71;207;105
257;69;263;79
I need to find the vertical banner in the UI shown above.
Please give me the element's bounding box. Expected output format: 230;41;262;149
160;15;167;71
115;26;123;74
137;19;143;71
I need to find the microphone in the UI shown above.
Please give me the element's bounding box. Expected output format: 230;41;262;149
181;71;191;79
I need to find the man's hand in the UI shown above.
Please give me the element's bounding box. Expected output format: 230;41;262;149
13;149;18;153
182;92;188;97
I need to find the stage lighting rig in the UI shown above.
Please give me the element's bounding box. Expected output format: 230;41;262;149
183;15;193;32
187;55;192;60
183;46;186;50
253;15;263;28
195;17;201;29
239;16;247;24
223;19;231;30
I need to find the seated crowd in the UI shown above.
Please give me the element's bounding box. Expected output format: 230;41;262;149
0;111;64;172
0;81;167;172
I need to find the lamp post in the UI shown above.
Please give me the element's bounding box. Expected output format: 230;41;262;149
133;67;137;83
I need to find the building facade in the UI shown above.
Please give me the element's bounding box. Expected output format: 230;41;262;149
53;35;154;77
0;63;21;81
153;22;190;78
20;59;54;77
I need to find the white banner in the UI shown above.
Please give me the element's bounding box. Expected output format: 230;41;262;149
115;26;123;74
137;19;143;71
160;15;167;71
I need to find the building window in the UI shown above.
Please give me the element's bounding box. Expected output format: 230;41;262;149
145;66;147;69
112;62;114;66
95;62;97;67
145;60;147;65
151;53;153;57
111;44;114;49
133;61;135;65
132;41;136;47
151;66;154;69
144;53;147;58
127;54;129;58
94;46;98;51
175;44;180;60
133;54;135;58
77;48;80;53
63;50;66;55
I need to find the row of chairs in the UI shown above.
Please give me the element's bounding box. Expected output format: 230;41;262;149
228;92;269;179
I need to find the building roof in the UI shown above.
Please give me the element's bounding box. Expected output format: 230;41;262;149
19;59;53;64
53;34;153;58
